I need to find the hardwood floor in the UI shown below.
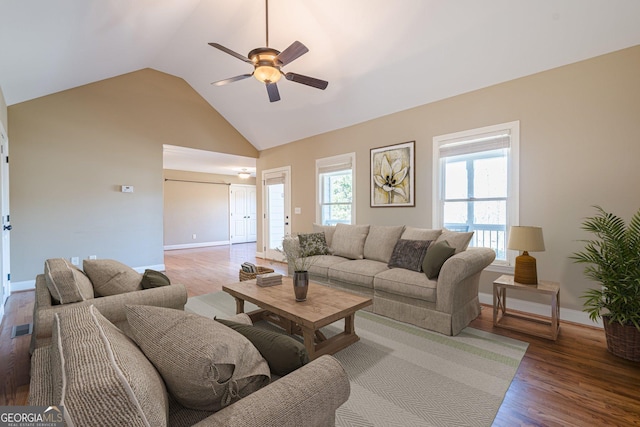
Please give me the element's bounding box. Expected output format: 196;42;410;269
1;243;639;426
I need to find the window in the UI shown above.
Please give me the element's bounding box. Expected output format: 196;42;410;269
316;153;355;225
433;122;519;266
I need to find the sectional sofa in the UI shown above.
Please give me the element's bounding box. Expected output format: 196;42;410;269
286;223;496;335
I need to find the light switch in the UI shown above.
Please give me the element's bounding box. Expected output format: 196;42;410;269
294;207;301;214
121;185;134;193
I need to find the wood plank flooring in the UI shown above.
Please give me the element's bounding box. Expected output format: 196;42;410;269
1;243;639;426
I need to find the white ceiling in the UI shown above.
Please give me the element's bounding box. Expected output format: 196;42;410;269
163;144;256;176
2;0;640;154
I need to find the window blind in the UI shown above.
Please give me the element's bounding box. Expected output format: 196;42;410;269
439;131;510;158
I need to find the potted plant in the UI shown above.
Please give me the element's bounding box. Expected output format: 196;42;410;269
278;235;325;302
572;206;640;361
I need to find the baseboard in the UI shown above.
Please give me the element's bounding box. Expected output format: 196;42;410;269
10;263;167;292
255;251;265;259
164;241;230;250
478;292;602;328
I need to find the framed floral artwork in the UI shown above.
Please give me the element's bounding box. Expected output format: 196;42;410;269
370;141;415;207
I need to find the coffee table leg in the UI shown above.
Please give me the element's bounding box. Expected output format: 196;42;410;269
301;326;317;360
234;297;245;314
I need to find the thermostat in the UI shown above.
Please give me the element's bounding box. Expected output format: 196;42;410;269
121;185;134;193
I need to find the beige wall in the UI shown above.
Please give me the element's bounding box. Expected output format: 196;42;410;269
163;169;256;246
8;68;257;282
257;45;640;312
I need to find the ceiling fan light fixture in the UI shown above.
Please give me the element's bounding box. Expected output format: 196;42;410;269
254;65;281;83
238;169;251;179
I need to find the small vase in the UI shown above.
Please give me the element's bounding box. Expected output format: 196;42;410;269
293;271;309;302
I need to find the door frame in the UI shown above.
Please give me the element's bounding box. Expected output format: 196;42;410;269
261;166;291;261
229;183;257;244
0;121;10;318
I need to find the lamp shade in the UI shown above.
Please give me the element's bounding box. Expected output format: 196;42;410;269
507;226;545;252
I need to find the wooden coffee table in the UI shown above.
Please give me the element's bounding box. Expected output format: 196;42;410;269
222;277;372;360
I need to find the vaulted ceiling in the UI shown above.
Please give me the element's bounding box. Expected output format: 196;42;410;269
2;1;640;151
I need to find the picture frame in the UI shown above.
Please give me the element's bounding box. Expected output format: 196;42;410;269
370;141;415;207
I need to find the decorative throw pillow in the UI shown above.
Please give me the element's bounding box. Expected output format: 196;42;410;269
44;258;94;304
50;305;168;427
83;259;142;297
387;239;432;272
435;230;474;254
312;224;337;249
216;319;309;376
401;226;443;242
125;305;270;412
298;232;329;257
363;225;406;263
331;223;370;259
422;240;456;279
141;269;171;289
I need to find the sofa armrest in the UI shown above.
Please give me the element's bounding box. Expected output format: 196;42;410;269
31;279;188;352
194;355;350;427
436;248;496;313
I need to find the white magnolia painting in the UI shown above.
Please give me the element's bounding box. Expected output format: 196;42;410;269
370;141;415;207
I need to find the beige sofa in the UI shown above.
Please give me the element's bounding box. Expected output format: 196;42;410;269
30;259;188;352
29;304;350;427
287;223;496;336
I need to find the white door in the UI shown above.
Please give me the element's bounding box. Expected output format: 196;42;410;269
0;123;10;316
262;167;291;261
229;185;257;244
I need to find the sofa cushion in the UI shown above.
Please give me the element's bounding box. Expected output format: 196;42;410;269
126;305;270;412
313;224;337;249
216;319;309;376
141;269;171;289
363;225;405;263
50;305;168;427
328;259;388;288
306;255;350;279
298;232;329;257
435;229;474;253
331;223;370;259
44;258;94;304
83;259;142;296
423;240;456;279
401;227;443;242
388;239;432;272
374;269;438;303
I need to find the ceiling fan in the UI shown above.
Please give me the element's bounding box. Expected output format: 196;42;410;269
209;0;328;102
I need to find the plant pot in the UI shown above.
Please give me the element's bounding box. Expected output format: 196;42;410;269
293;271;309;302
602;316;640;362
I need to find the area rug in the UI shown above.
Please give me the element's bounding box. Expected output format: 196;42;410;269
186;291;528;427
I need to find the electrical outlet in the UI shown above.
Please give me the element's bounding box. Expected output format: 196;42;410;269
89;255;97;260
192;234;197;240
71;257;80;265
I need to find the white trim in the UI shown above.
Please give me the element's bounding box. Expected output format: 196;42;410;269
132;263;166;273
164;241;230;250
479;292;602;328
11;279;36;292
262;165;291;261
255;251;265;259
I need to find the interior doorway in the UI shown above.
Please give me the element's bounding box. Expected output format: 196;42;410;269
262;166;291;261
229;184;257;244
0;122;11;318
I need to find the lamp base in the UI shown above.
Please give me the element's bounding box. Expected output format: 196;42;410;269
514;251;538;285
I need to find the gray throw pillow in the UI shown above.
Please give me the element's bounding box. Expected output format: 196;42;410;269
216;319;309;376
298;232;329;257
83;259;142;297
44;258;94;304
388;239;432;272
141;269;171;289
422;240;456;279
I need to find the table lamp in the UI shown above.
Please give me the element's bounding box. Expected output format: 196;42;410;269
507;226;545;285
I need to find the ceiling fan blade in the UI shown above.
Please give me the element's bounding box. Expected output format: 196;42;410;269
275;41;308;66
285;72;328;90
211;74;253;86
266;83;280;102
208;43;253;64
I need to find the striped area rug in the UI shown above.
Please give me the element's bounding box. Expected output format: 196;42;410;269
187;291;528;427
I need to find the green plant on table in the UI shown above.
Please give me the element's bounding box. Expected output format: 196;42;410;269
572;206;640;329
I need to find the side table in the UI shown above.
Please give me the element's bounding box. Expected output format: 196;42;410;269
493;274;560;340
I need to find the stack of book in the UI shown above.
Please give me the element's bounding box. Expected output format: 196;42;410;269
256;272;283;287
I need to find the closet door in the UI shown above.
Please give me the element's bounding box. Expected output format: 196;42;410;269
230;185;256;244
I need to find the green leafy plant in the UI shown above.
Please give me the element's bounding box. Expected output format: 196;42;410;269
572;206;640;329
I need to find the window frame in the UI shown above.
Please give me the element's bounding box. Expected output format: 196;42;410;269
432;121;519;270
315;152;356;225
